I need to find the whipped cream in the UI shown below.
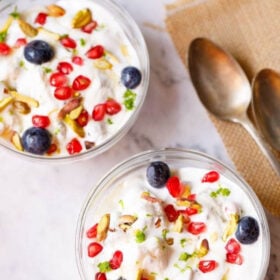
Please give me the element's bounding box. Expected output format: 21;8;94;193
0;0;143;156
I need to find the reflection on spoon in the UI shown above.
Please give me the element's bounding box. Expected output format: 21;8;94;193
253;69;280;152
188;37;280;176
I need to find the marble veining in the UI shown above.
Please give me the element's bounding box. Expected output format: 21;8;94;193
0;0;278;279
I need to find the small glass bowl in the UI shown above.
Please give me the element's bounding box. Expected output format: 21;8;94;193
0;0;149;163
76;148;270;279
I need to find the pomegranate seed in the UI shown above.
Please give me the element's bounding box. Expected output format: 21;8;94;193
187;194;196;201
109;250;123;269
57;62;73;75
82;20;98;33
187;222;206;235
166;176;183;198
66;138;83;155
92;103;106;121
87;242;103;257
226;253;243;265
0;43;11;55
50;72;68;87
72;75;91;91
95;273;107;280
86;223;98;238
164;204;179;222
34;12;48;25
76;109;89;127
179;207;198;216
105;99;121;115
54;86;73;100
32;115;50;128
201;171;220;183
47;143;58;155
72;56;84;65
86;45;104;59
198;260;218;273
15;38;27;48
60;36;77;49
225;238;241;254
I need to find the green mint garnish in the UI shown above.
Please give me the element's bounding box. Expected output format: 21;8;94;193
123;89;137;110
0;30;8;43
10;6;20;19
98;261;111;273
135;229;146;243
80;38;86;46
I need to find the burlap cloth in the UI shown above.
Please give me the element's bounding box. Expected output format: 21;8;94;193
165;0;280;216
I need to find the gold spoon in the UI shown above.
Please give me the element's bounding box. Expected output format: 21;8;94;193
188;37;280;176
253;68;280;152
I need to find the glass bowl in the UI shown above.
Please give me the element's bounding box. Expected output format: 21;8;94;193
76;148;270;280
0;0;149;163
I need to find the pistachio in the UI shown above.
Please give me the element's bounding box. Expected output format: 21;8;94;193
72;8;92;28
94;58;113;70
222;213;239;241
11;131;23;151
18;19;38;37
58;97;82;120
0;96;13;112
69;105;83;120
176;199;192;207
47;4;66;17
96;213;110;242
141;192;162;203
85;141;95;150
119;215;137;231
173;214;184;233
195;239;209;258
63;114;85;138
12;100;31;115
9;91;39;108
37;27;60;40
154;218;161;228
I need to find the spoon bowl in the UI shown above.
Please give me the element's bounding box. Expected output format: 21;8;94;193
253;68;280;151
188;37;280;176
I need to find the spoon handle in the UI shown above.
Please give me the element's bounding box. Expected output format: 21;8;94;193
239;114;280;177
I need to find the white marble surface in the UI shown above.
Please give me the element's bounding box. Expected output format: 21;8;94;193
0;0;279;279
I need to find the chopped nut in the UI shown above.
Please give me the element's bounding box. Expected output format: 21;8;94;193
141;192;162;203
94;58;113;70
69;105;83;120
72;8;92;28
11;131;23;151
18;19;38;37
9;91;39;108
0;96;13;112
96;214;110;242
119;215;137;231
0;16;14;33
63;114;85;138
154;218;161;228
0;126;14;140
58;97;82;120
223;213;239;241
173;214;184;233
176;199;192;207
37;27;60;40
13;100;31;115
136;269;155;280
47;4;65;17
195;239;209;258
85;141;95;150
166;237;174;246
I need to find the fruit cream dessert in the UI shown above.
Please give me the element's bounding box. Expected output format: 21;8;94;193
84;161;263;280
0;0;142;156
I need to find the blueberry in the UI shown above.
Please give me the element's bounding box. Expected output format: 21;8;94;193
22;127;51;155
24;40;54;65
235;216;260;244
146;161;170;188
121;66;142;89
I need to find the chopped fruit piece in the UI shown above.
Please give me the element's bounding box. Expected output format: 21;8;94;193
164;204;179;222
60;36;77;49
201;170;220;183
76;109;89;127
66;138;82;154
121;66;142;89
179;207;198;216
32;115;50;128
54;87;73;100
173;214;184;233
226;253;243;265
88;242;103;257
86;223;98;238
57;62;73;75
72;55;84;65
198;260;218;273
118;215;137;231
225;238;241;254
82;20;98;33
105;99;121;115
15;38;27;48
24;40;54;64
146;161;170;188
166;176;183;198
72;75;91;91
187;222;206;235
235;216;259;244
95;273;107;280
50;72;68;87
92;103;106;121
86;45;104;59
109;250;123;269
34;12;48;25
0;42;11;55
47;143;57;155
